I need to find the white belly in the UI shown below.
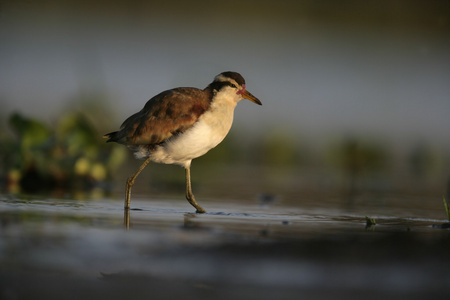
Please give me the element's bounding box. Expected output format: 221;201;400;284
148;101;236;167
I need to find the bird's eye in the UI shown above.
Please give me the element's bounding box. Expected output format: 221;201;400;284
230;84;237;88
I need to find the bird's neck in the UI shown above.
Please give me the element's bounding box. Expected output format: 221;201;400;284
198;91;236;137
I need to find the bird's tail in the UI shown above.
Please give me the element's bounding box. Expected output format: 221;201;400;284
103;131;119;143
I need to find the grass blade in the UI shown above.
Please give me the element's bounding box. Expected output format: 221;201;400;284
443;196;450;221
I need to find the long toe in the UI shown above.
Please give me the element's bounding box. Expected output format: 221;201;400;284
196;207;206;214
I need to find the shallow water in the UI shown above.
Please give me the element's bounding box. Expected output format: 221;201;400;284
1;191;449;300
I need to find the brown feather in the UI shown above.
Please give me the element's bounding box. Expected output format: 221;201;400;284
106;87;212;146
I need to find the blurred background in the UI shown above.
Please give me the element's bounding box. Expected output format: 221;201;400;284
1;0;449;200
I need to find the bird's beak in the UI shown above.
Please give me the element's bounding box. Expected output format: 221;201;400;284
238;85;262;105
242;90;262;105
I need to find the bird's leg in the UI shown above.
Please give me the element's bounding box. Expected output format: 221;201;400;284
125;157;151;209
185;166;206;213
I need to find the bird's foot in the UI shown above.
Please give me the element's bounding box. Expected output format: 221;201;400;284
196;207;206;214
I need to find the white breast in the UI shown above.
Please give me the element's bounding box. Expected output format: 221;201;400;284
148;94;237;167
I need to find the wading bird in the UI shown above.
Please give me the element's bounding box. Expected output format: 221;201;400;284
104;71;261;213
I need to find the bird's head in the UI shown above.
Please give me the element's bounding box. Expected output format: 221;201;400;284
210;71;262;105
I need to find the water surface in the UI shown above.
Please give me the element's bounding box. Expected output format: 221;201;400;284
1;193;449;300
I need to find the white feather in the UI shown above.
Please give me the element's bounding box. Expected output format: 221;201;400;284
146;87;239;168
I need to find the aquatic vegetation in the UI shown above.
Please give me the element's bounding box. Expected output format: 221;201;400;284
431;196;450;229
443;196;450;221
365;215;376;230
0;112;126;194
254;129;304;166
328;137;389;175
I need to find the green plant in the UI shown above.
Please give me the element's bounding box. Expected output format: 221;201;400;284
365;216;376;227
443;196;450;221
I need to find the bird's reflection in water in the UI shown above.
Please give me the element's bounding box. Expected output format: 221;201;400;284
123;208;201;231
123;207;144;230
182;213;201;230
124;208;130;230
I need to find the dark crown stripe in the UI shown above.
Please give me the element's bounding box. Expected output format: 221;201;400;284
220;71;246;85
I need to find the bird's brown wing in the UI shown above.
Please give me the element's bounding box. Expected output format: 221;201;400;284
110;87;211;146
